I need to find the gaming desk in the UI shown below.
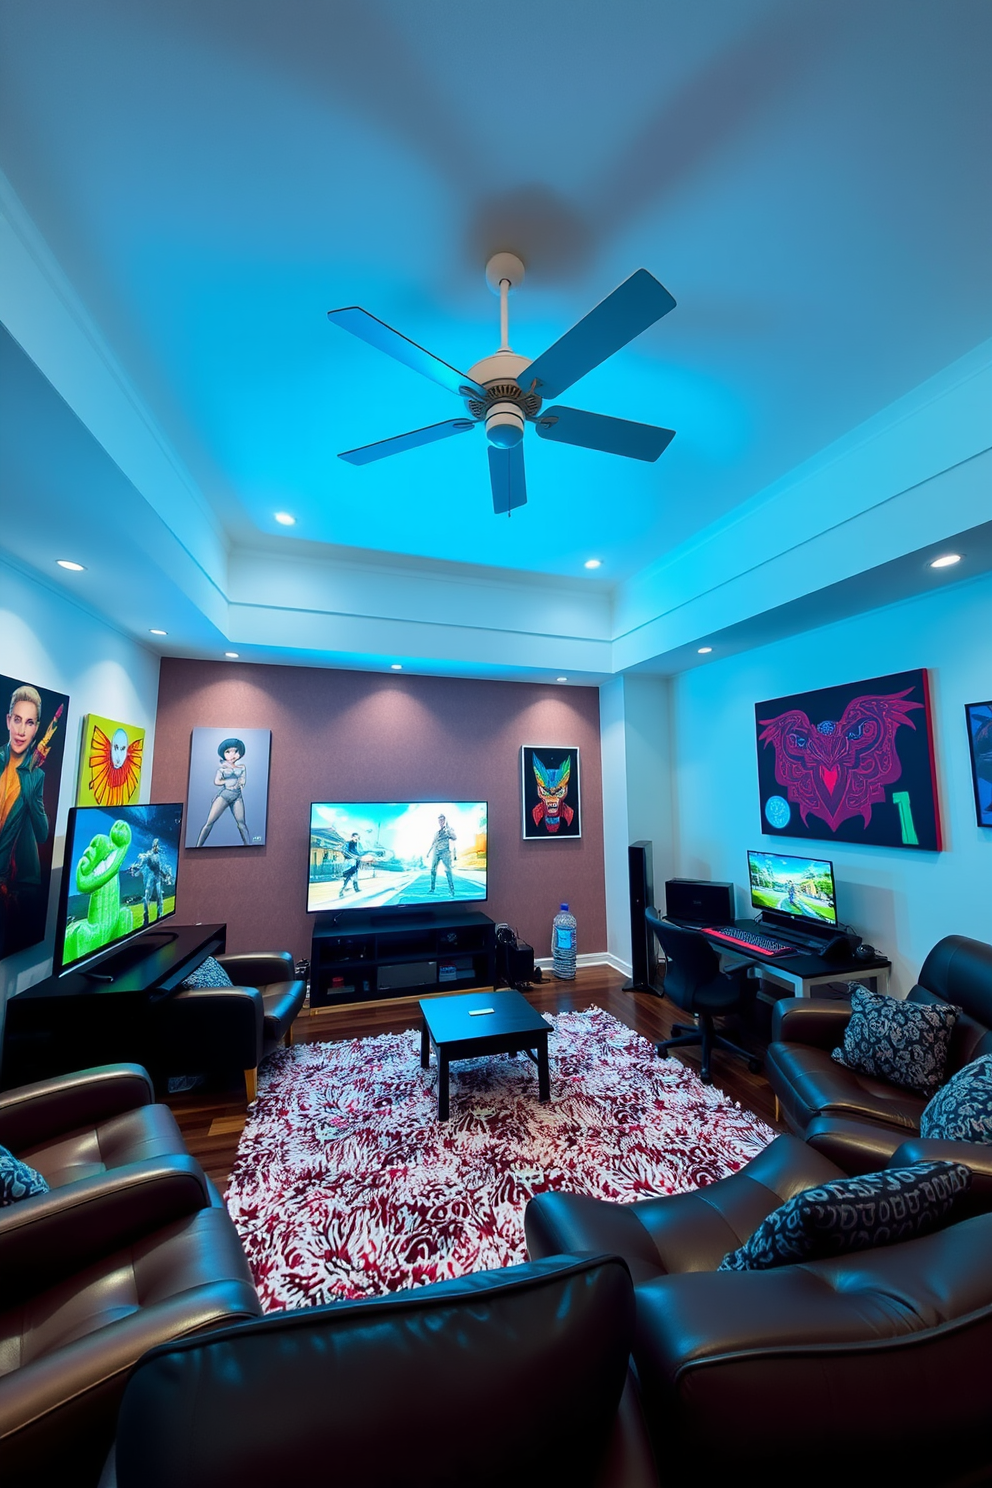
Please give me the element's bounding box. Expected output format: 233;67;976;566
666;917;891;1001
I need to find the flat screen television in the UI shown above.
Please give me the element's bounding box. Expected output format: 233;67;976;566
56;803;183;972
308;801;488;913
747;849;837;925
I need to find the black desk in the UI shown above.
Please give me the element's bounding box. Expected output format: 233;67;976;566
419;989;551;1121
666;918;891;1001
0;923;225;1089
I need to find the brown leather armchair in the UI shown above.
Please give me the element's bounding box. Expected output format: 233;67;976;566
765;935;992;1172
526;1134;992;1486
149;951;306;1102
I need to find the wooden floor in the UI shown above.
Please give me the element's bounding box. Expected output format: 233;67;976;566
167;965;783;1188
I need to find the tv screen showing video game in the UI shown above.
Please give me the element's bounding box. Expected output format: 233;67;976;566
56;803;183;971
747;849;837;924
308;801;488;912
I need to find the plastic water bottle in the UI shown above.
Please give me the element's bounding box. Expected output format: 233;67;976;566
552;904;577;980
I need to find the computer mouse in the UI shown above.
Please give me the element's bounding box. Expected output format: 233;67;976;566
854;943;876;961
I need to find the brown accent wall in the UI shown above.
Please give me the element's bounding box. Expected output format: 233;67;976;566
151;659;606;965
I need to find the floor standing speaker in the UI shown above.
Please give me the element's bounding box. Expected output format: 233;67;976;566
624;841;660;994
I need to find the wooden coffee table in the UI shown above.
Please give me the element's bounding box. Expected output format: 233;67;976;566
419;989;552;1121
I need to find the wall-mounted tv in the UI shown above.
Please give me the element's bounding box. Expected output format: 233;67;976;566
56;803;183;972
747;849;838;925
308;801;488;913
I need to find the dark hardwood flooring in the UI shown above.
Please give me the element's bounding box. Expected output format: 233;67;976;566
167;965;783;1188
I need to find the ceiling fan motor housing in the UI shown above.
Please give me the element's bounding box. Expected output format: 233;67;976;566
465;348;540;447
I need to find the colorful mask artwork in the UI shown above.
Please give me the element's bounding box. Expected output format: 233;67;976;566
521;746;581;839
77;715;145;808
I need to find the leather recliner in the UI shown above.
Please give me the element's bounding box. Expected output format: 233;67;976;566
98;1254;658;1488
149;951;306;1101
526;1133;992;1486
765;934;992;1172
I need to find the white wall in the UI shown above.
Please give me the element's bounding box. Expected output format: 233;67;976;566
0;558;160;1014
671;572;992;995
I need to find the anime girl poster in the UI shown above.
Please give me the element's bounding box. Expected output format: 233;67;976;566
76;714;144;808
0;671;70;961
185;727;271;848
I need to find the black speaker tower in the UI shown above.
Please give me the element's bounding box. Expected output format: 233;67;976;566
624;840;660;994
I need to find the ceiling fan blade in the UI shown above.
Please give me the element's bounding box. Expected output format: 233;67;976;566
488;443;527;514
518;270;676;401
535;405;675;462
328;307;486;399
339;418;476;466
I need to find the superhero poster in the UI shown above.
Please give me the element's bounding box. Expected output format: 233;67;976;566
0;672;71;962
76;714;144;808
755;669;942;852
521;745;581;839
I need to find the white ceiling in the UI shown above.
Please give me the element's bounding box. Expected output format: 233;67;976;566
0;0;990;673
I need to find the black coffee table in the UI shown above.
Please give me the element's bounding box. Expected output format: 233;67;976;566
419;989;551;1121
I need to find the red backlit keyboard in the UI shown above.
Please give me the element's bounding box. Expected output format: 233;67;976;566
702;926;796;957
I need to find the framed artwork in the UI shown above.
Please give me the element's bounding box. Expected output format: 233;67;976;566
76;714;144;807
965;702;992;828
0;673;70;961
521;745;581;839
185;728;271;848
755;668;942;852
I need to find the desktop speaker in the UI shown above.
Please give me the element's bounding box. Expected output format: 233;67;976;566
665;878;735;926
625;842;660;993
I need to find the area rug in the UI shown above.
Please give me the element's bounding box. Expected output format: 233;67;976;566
225;1005;773;1311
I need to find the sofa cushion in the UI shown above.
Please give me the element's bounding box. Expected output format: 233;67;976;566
718;1160;971;1271
833;984;959;1097
921;1054;992;1145
0;1144;49;1204
766;1041;928;1133
180;956;233;991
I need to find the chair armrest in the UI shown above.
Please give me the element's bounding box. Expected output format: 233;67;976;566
215;952;294;987
771;997;853;1048
0;1064;154;1150
0;1154;211;1305
890;1138;992;1212
152;985;264;1069
804;1115;909;1174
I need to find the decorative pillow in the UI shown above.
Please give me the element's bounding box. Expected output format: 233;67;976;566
831;984;960;1097
920;1053;992;1144
180;955;233;990
0;1145;50;1205
719;1160;971;1272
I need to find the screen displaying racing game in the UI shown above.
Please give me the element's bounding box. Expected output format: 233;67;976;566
747;849;837;925
308;801;488;912
56;803;183;971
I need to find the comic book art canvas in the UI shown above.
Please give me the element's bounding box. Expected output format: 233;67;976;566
755;669;941;852
965;702;992;828
0;672;70;961
521;746;581;839
185;728;271;848
76;714;144;807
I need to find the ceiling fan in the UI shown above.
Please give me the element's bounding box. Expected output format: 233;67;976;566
327;254;677;515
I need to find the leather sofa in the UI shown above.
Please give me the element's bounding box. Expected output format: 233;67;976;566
149;951;306;1101
765;934;992;1171
0;1065;261;1487
526;1133;992;1485
98;1254;657;1488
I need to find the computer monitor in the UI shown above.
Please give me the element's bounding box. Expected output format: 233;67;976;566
747;849;838;925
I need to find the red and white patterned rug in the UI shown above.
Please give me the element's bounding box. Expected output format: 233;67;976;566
225;1005;773;1311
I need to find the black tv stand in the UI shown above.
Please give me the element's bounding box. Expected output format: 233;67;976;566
310;909;496;1008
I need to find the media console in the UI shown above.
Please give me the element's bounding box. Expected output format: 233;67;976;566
310;909;497;1007
0;923;226;1090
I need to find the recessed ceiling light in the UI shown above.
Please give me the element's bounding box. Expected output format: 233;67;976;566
56;559;85;571
274;511;296;526
556;676;568;682
149;628;167;636
697;646;713;654
391;663;402;671
584;558;602;570
225;652;239;659
929;553;961;569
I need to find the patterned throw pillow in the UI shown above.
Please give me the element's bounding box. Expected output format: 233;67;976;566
719;1161;971;1272
0;1144;50;1205
831;984;960;1097
180;955;234;990
920;1053;992;1144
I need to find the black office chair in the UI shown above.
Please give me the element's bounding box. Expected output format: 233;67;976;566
645;910;762;1084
